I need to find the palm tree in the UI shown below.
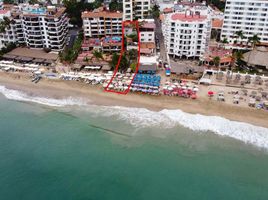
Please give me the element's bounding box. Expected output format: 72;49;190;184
235;30;244;45
222;37;229;44
93;50;103;60
231;50;244;69
246;34;261;65
213;56;221;68
248;34;261;49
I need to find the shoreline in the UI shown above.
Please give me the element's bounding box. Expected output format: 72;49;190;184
0;71;268;128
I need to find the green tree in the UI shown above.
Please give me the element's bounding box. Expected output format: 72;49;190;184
109;53;128;72
246;34;261;65
221;37;229;44
231;50;244;69
248;34;261;49
150;4;160;19
93;50;103;60
235;30;244;44
109;0;123;11
213;56;220;68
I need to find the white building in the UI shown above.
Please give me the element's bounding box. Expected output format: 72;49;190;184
139;19;155;43
0;4;69;51
123;0;150;21
221;0;268;44
162;10;211;58
82;7;122;38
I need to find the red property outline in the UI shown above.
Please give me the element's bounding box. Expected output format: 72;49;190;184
104;20;140;95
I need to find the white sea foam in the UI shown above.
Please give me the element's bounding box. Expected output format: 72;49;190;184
90;106;268;149
1;85;268;149
0;85;88;107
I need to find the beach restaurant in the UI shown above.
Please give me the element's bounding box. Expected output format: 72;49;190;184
2;48;58;66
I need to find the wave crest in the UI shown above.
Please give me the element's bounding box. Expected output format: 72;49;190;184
0;85;88;107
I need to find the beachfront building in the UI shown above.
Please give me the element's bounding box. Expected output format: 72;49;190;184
139;19;156;55
0;10;17;48
0;4;69;51
123;0;150;21
221;0;268;45
82;7;123;38
162;10;211;59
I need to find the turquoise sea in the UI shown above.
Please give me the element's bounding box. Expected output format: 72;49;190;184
0;89;268;200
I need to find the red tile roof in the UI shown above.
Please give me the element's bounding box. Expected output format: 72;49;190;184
212;19;223;29
163;8;173;14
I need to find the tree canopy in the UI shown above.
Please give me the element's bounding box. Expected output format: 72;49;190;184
109;0;123;12
63;0;102;27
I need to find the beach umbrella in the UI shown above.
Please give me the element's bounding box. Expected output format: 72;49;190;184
208;91;214;96
187;87;193;91
123;86;128;90
163;86;168;90
108;84;114;88
174;83;179;86
182;86;187;90
168;87;173;91
193;88;199;92
191;94;197;99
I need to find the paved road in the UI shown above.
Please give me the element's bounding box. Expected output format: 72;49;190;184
155;18;168;64
67;28;80;49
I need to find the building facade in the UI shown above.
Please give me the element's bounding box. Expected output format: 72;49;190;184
162;11;211;58
221;0;268;44
123;0;150;21
0;4;69;51
82;7;123;38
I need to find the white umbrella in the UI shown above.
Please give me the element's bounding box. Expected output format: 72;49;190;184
163;86;168;90
168;87;173;91
108;84;114;88
193;88;199;92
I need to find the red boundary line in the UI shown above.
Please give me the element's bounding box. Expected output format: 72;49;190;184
104;20;140;95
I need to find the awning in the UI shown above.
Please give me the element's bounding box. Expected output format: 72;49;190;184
2;54;17;59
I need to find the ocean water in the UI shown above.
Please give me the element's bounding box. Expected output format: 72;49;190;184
0;86;268;200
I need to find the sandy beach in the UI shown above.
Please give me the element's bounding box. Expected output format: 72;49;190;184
0;71;268;128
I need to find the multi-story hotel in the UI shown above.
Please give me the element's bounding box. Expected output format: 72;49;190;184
0;4;69;51
221;0;268;44
82;7;123;38
123;0;150;21
162;11;211;58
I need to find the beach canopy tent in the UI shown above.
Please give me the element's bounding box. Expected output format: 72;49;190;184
43;59;53;65
84;65;102;70
33;58;45;64
242;46;268;69
2;54;17;60
138;64;157;74
199;78;212;85
16;56;33;62
101;64;112;71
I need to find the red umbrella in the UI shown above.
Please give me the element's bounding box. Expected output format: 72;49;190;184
191;94;197;99
208;91;214;96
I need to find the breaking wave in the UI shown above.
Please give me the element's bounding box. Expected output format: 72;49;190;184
1;85;268;149
0;85;88;107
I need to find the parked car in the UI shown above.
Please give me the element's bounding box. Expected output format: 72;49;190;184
165;68;171;76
